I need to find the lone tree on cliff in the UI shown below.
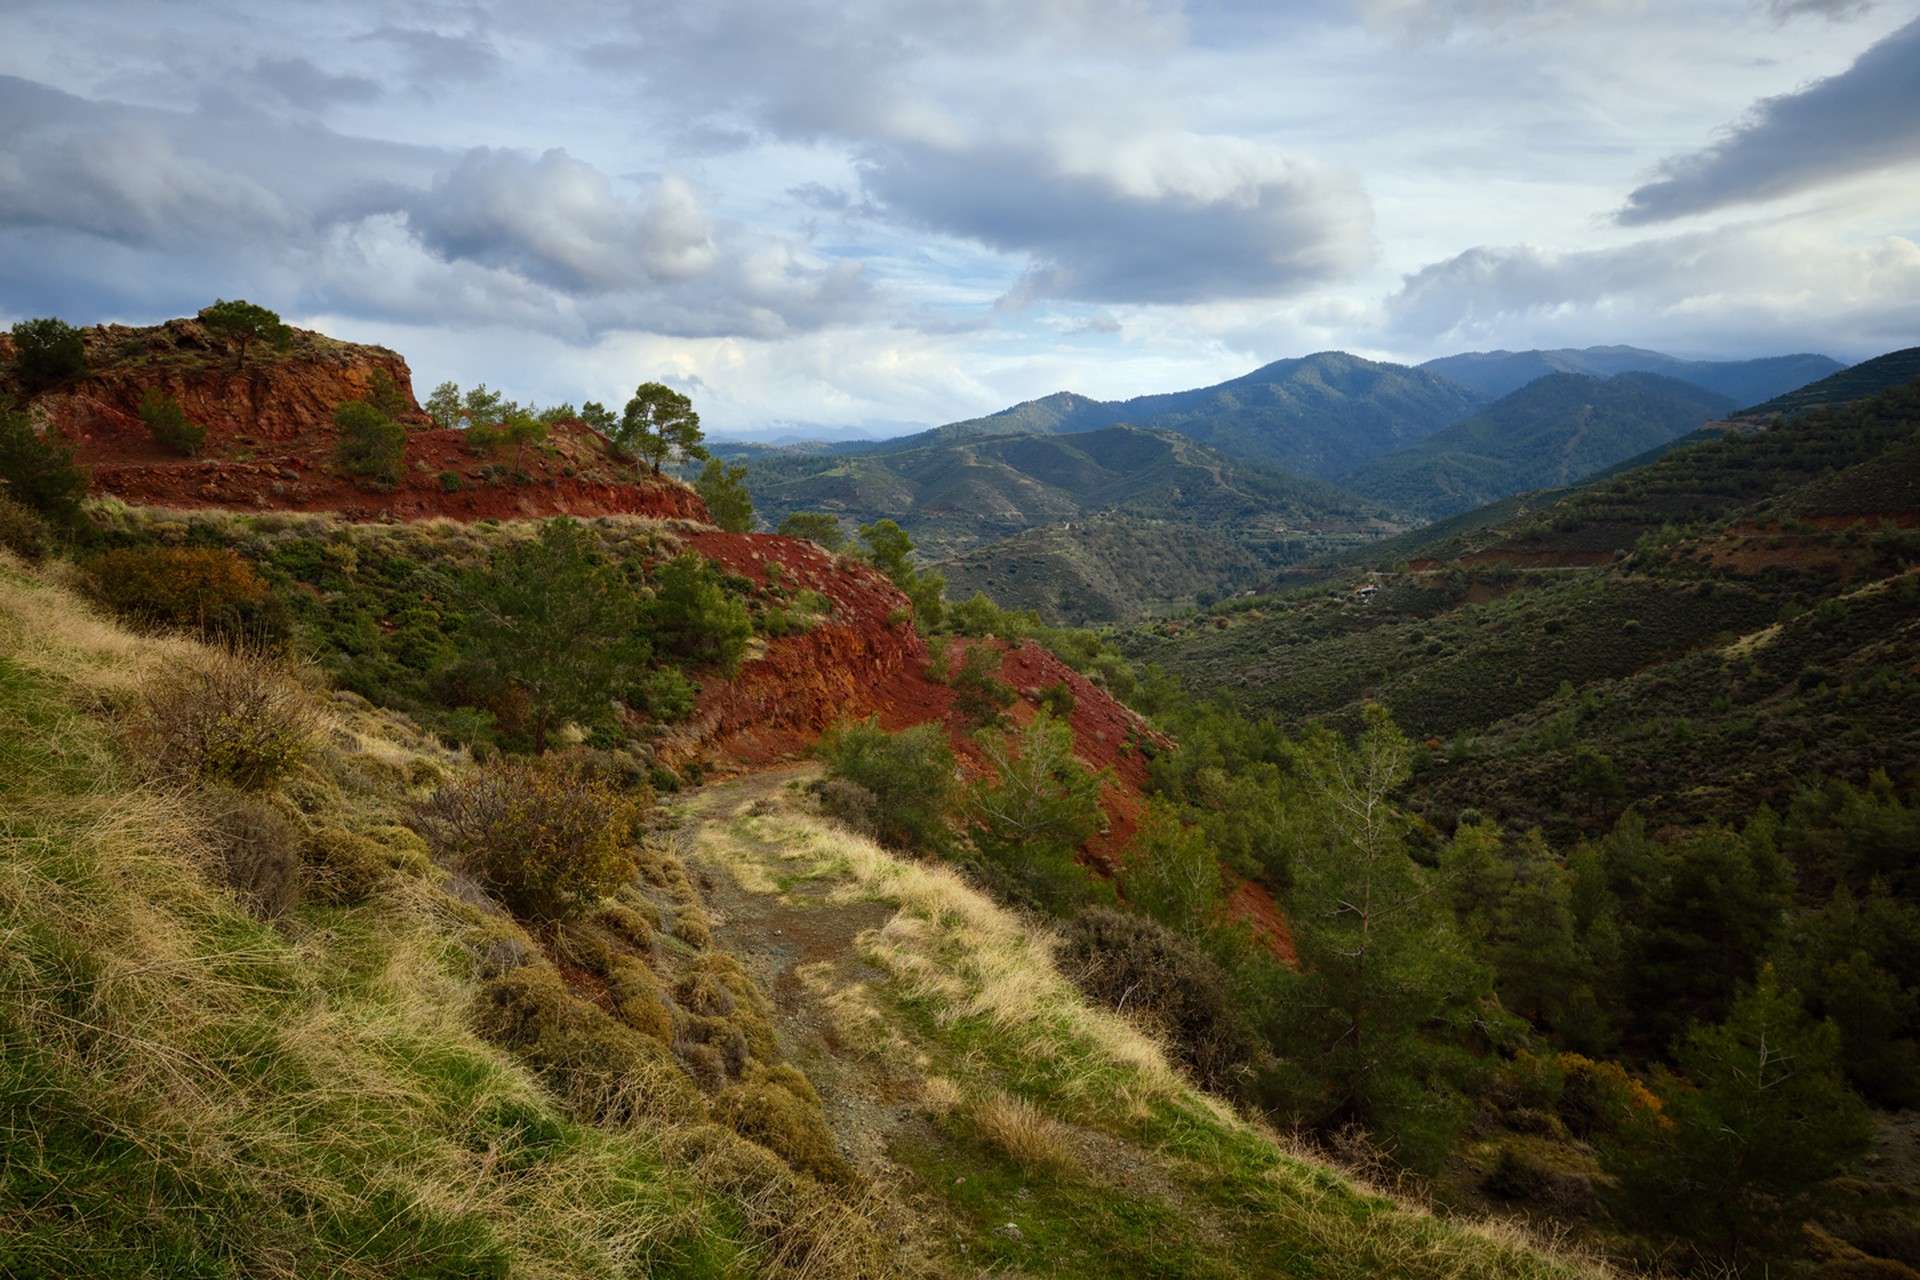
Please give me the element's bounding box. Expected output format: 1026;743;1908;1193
616;381;707;475
200;300;291;373
8;317;88;394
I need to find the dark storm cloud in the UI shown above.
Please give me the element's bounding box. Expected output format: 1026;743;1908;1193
1618;15;1920;224
859;138;1372;306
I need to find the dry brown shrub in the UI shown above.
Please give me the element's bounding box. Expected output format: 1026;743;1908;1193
973;1091;1075;1175
414;760;640;919
135;645;320;792
193;784;301;919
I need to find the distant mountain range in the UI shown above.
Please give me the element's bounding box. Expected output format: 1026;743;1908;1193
743;424;1397;621
722;342;1853;619
1417;345;1844;404
875;351;1486;484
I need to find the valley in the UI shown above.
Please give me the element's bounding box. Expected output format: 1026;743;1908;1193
1;308;1916;1280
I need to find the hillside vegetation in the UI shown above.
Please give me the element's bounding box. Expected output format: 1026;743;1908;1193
1340;373;1737;520
740;424;1397;620
0;554;1607;1280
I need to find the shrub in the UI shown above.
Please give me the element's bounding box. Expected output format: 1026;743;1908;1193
138;388;207;456
414;761;641;918
0;395;89;530
195;784;301;919
1482;1145;1549;1201
0;493;52;562
712;1063;853;1183
86;545;289;642
333;400;407;489
469;964;701;1125
816;718;957;853
8;316;87;393
138;646;319;791
1055;908;1265;1097
606;958;673;1043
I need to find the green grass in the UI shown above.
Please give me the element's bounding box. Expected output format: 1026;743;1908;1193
688;782;1611;1280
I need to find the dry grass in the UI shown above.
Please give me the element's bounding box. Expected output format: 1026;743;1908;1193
973;1090;1076;1174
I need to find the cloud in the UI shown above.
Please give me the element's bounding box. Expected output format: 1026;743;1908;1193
0;75;875;341
407;148;719;291
1764;0;1875;21
0;76;293;244
861;133;1373;306
1382;226;1920;357
1618;16;1920;223
243;57;381;112
359;25;501;88
1348;0;1640;40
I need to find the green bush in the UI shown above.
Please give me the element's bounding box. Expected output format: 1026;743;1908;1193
0;395;89;531
0;493;52;562
816;718;957;853
138;388;207;456
414;761;641;919
334;400;407;489
8;316;88;393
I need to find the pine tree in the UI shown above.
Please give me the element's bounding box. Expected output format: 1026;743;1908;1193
1274;706;1493;1172
1608;966;1870;1265
458;518;647;753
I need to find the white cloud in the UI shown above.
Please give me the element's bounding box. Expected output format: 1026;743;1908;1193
1383;224;1920;358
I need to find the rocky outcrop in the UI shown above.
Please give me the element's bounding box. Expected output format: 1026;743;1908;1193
3;316;704;523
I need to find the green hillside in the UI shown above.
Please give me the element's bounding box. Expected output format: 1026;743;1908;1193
1731;345;1920;420
878;351;1488;483
745;424;1398;619
1122;374;1920;839
1340;373;1737;519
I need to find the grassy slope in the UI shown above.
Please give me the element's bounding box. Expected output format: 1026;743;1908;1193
0;552;1606;1280
682;771;1608;1280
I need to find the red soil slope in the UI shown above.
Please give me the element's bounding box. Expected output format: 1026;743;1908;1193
4;318;700;522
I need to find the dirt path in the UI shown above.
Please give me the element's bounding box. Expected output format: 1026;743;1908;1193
673;767;936;1174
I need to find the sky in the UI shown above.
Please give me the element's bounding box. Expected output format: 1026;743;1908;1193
1;0;1916;438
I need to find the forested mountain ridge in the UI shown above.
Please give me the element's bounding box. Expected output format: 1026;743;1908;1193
865;350;1491;482
742;423;1401;620
1418;344;1844;403
1339;371;1739;520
